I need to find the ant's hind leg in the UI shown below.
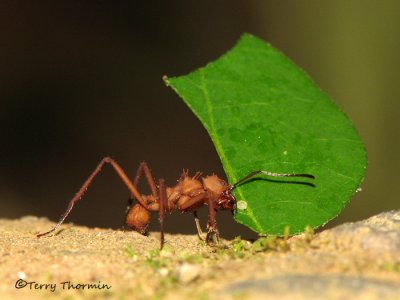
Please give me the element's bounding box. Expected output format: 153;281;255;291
126;161;158;213
124;161;158;230
193;211;205;241
37;157;147;238
133;161;158;197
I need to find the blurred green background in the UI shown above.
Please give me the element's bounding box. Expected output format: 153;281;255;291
1;1;398;239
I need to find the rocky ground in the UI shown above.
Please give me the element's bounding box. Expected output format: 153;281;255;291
0;210;399;300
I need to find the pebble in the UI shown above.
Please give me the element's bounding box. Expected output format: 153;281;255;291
316;210;400;259
176;263;200;283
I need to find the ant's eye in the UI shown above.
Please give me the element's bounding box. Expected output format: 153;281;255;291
220;181;226;186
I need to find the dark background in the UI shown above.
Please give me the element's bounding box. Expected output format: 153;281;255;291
1;1;399;239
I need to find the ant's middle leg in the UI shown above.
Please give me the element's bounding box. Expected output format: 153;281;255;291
193;211;205;241
158;178;168;249
177;193;211;242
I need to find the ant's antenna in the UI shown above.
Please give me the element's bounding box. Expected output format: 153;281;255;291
231;170;315;189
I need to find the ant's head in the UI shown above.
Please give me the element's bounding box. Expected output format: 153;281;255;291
203;170;315;212
224;169;315;211
217;188;236;211
202;175;237;211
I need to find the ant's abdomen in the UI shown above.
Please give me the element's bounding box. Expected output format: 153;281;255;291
125;203;150;234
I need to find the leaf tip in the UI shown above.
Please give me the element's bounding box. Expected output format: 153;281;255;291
162;74;170;86
240;32;256;39
239;32;267;44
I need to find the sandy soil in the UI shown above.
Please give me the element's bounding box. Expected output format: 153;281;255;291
1;212;399;300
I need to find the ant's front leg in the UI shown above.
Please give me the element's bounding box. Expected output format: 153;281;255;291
206;196;220;245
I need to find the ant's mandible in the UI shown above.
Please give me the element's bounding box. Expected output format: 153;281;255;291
37;157;314;248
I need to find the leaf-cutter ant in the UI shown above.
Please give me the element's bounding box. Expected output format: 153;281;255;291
37;157;314;248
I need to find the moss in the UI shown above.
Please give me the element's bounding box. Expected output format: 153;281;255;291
303;225;315;243
178;251;204;264
125;245;138;260
145;248;169;270
381;262;400;274
251;235;290;252
150;275;179;300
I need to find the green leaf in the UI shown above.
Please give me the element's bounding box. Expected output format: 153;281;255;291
164;33;367;235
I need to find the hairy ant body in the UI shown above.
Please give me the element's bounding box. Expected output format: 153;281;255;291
37;157;314;248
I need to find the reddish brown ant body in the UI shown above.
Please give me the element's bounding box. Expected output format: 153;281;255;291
37;157;314;248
